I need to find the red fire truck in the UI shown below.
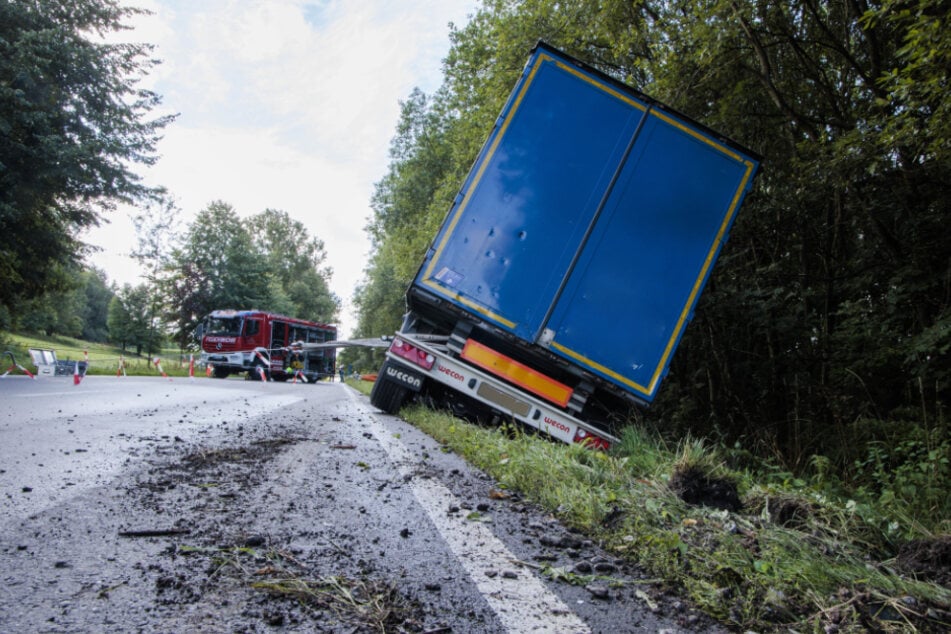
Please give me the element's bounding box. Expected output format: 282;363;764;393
199;309;336;382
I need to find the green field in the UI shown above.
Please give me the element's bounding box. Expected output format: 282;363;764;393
1;331;197;377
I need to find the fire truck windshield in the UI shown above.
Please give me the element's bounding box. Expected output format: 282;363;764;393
205;316;242;336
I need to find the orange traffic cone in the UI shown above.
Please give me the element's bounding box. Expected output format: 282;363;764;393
154;357;171;380
73;362;82;385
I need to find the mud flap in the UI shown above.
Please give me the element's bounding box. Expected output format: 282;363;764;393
371;361;424;415
380;361;424;392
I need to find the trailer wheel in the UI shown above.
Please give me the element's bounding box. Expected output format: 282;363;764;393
370;364;411;414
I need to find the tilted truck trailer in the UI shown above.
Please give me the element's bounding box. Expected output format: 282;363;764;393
370;42;761;450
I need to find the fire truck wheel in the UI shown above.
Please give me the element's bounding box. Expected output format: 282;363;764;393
212;366;230;379
370;364;411;414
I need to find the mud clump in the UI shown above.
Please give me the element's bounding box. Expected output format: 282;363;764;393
759;495;815;529
896;535;951;586
669;465;741;512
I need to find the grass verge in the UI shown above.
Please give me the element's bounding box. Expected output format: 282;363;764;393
375;397;950;633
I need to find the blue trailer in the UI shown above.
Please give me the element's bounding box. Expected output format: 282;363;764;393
371;42;760;449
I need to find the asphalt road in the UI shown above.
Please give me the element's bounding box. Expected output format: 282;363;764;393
0;375;718;633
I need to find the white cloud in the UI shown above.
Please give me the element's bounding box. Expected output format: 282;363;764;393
86;0;478;338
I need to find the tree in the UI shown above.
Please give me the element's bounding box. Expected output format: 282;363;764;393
7;264;113;338
130;199;188;349
0;0;175;311
350;249;408;371
161;202;265;346
246;208;340;321
80;267;114;342
107;290;133;352
17;290;82;337
868;0;951;163
108;282;161;356
353;89;454;359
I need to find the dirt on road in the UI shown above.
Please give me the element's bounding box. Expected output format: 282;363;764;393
1;382;716;633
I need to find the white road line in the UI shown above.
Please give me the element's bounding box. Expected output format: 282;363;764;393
347;389;590;633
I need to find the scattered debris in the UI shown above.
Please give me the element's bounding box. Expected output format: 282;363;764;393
118;528;191;538
252;574;421;633
3;397;719;632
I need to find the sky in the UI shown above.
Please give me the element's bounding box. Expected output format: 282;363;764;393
85;0;479;338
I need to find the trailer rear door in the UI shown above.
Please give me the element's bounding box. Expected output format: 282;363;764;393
415;44;759;403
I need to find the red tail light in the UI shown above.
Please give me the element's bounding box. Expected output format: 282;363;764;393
573;428;610;450
389;338;436;370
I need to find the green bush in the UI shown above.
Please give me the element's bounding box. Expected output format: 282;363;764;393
849;424;951;537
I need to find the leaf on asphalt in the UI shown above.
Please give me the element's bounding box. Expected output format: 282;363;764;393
635;588;657;611
466;511;492;523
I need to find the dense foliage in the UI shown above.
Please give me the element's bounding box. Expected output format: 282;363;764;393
0;0;173;310
353;0;950;481
3;267;113;340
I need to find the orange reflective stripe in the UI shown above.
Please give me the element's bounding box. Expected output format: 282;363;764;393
461;340;573;408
